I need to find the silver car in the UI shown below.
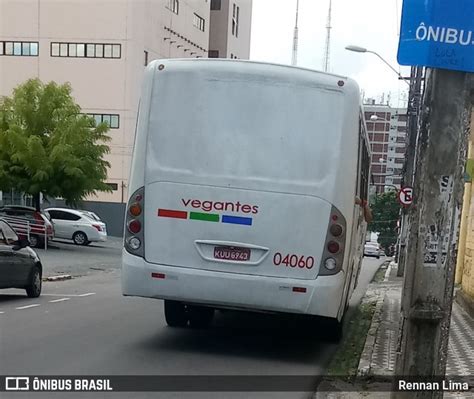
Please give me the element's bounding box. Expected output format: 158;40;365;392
44;208;107;246
364;242;381;259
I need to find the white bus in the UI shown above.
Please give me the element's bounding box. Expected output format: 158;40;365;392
122;59;371;340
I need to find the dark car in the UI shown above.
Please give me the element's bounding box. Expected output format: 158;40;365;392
0;218;42;297
0;205;54;248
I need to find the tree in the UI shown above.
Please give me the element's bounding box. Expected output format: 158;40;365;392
0;79;111;210
369;191;401;250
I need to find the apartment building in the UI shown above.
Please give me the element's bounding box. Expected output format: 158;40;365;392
209;0;252;59
0;0;252;207
363;102;408;194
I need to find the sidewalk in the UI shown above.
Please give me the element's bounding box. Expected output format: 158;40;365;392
316;261;474;398
359;262;474;397
362;263;474;376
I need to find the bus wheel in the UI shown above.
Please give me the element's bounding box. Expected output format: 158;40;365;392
164;300;188;327
322;316;344;343
188;306;215;329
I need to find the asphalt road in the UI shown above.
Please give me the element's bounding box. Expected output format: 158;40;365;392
34;238;123;278
0;253;384;399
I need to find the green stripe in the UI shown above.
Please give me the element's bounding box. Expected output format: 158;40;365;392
189;212;219;222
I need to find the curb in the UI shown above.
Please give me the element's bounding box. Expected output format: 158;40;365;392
357;262;392;376
357;288;386;376
43;275;72;282
313;260;392;398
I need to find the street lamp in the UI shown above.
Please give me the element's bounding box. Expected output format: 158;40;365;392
345;45;410;87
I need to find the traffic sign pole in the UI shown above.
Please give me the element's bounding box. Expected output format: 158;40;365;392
393;69;472;398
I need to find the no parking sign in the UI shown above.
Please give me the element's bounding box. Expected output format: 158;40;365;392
398;187;414;207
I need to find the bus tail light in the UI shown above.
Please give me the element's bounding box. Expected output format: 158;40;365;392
327;241;340;254
124;187;145;257
319;206;347;276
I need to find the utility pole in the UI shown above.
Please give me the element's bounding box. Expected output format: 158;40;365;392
397;66;424;277
393;69;472;398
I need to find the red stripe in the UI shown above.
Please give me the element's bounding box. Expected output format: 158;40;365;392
158;209;188;219
151;273;166;279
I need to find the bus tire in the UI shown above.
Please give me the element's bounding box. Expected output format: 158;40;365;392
164;300;188;327
188;306;214;329
322;316;344;343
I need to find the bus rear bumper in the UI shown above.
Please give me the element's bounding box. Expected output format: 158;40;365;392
122;251;345;319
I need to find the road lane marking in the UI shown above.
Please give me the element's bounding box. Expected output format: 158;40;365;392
49;298;70;303
16;304;41;310
0;311;4;314
42;293;96;297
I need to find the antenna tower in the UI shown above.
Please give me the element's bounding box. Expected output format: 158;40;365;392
323;0;332;72
291;0;299;66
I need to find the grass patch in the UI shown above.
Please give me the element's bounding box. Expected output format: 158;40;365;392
325;260;390;379
326;300;377;380
372;260;390;283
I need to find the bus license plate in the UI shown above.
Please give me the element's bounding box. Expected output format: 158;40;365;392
214;246;250;261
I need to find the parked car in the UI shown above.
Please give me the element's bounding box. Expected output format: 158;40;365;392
0;205;54;248
0;218;42;297
364;241;381;259
44;208;107;245
80;210;102;223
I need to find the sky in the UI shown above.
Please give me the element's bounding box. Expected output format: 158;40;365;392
250;0;411;108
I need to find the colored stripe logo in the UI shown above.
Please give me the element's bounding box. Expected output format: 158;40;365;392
158;208;252;226
158;209;187;219
190;212;219;222
222;215;252;226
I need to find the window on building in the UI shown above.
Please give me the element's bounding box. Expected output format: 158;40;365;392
208;50;219;58
396;136;406;143
86;44;95;58
167;0;179;14
51;42;121;58
211;0;221;10
87;113;120;129
106;183;119;191
397;114;408;122
95;44;103;57
1;41;39;56
193;13;205;31
232;3;240;37
144;50;149;66
77;44;85;57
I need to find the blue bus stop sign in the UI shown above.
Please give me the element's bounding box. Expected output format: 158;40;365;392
397;0;474;72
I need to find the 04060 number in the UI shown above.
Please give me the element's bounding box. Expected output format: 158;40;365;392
273;253;314;269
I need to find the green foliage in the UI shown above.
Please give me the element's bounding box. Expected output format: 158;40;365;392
369;191;400;249
0;79;111;209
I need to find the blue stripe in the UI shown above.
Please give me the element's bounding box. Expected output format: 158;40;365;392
222;215;252;226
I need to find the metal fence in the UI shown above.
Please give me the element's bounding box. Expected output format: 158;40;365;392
1;215;49;250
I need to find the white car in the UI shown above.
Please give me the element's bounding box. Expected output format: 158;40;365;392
364;242;381;259
44;208;107;246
